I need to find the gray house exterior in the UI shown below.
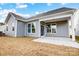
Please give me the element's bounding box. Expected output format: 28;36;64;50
3;7;79;41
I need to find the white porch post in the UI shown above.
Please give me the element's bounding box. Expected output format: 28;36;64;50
71;15;75;41
38;21;41;37
71;10;79;41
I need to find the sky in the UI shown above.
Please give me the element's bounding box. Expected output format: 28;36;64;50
0;3;79;22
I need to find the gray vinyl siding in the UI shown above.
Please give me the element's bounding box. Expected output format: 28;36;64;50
5;15;17;37
46;21;69;37
16;21;25;36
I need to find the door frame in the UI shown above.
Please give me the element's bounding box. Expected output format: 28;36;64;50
41;24;45;37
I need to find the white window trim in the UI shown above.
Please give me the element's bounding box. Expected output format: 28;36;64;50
6;25;8;31
27;23;31;34
12;26;15;31
12;23;15;31
32;22;36;33
51;23;57;34
27;22;36;34
46;23;57;34
46;24;51;34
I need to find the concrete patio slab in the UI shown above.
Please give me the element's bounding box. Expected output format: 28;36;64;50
33;37;79;48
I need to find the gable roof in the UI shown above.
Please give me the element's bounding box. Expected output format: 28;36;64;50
11;12;26;20
26;7;76;20
5;7;76;23
5;12;26;23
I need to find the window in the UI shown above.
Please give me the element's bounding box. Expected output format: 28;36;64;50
12;26;15;31
28;24;31;33
32;23;35;33
28;22;36;33
46;24;57;33
12;23;14;31
51;24;57;33
47;24;51;33
6;26;8;31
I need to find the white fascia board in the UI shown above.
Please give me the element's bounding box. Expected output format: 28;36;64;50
17;10;74;22
40;14;72;21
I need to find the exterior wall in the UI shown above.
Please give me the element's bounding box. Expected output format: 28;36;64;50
65;10;79;37
26;20;40;37
75;19;79;36
3;10;74;37
5;15;17;37
72;10;79;36
16;21;25;36
46;21;69;37
4;17;41;37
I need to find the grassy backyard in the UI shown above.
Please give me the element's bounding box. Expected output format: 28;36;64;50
0;36;79;56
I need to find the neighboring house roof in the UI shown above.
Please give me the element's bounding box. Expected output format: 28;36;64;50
5;7;76;23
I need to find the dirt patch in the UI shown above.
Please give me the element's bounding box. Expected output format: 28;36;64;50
0;36;79;56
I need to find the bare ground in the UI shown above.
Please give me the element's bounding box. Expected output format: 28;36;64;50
0;36;79;56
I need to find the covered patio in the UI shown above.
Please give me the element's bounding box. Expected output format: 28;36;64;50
34;9;79;48
39;10;76;41
35;14;79;48
40;17;70;38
